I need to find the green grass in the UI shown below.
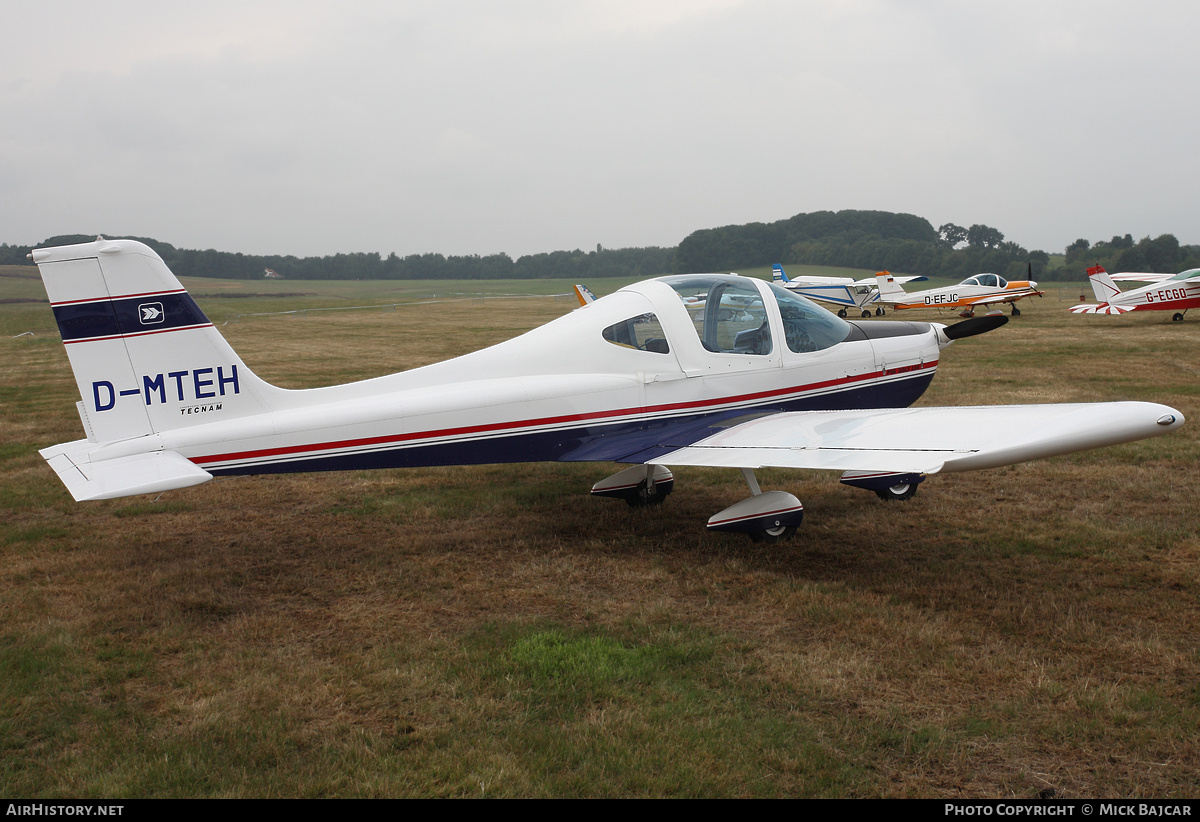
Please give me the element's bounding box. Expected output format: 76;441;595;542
3;272;1200;797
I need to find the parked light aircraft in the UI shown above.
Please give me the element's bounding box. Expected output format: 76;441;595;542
573;284;597;306
874;267;1043;317
30;239;1183;542
771;264;926;318
1069;265;1200;321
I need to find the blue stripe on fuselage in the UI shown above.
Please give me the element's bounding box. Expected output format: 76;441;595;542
206;369;934;477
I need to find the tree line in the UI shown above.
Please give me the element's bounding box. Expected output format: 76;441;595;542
1057;234;1200;280
0;236;674;281
679;211;1034;281
3;214;1196;281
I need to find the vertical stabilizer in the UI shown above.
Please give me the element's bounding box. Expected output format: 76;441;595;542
573;284;597;305
1086;265;1122;304
772;264;790;283
32;239;285;443
874;271;908;301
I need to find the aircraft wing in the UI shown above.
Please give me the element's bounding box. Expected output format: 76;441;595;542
649;402;1180;475
852;275;926;286
968;288;1044;307
784;275;856;286
1111;272;1173;283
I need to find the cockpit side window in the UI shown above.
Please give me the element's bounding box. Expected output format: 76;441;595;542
767;283;852;353
602;313;670;354
660;276;772;355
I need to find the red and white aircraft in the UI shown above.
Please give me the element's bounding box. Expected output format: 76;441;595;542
1070;265;1200;321
875;269;1043;317
30;239;1183;541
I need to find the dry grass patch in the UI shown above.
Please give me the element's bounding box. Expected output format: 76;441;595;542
3;284;1200;796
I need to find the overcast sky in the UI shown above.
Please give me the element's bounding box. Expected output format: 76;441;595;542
3;1;1197;259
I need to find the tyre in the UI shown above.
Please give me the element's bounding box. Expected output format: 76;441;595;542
875;483;917;501
748;524;797;543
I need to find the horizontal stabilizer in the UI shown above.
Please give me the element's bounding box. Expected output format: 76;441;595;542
1069;303;1136;314
651;402;1182;475
39;443;212;501
1111;272;1173;283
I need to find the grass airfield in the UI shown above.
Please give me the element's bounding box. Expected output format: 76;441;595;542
2;265;1199;798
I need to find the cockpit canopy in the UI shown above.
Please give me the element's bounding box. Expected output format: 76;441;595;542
654;274;851;355
960;273;1007;288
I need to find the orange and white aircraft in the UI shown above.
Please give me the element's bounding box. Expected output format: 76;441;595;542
1069;265;1200;321
875;268;1043;317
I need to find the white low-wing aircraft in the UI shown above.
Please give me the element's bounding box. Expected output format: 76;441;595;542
771;264;926;318
31;239;1183;542
1070;265;1200;321
875;268;1044;317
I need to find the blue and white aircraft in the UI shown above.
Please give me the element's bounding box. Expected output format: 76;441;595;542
30;239;1183;542
772;264;926;318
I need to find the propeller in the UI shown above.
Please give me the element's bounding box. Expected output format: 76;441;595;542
943;313;1009;340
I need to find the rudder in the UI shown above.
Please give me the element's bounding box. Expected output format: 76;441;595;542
1086;265;1122;304
33;239;283;443
874;271;907;300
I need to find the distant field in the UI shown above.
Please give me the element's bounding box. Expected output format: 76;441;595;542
3;265;1199;797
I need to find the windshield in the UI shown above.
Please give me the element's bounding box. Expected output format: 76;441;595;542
660;275;772;355
767;283;852;352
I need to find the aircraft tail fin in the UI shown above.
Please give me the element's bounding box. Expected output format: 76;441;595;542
1086;265;1123;304
31;238;285;445
874;271;908;300
573;284;597;306
772;264;790;283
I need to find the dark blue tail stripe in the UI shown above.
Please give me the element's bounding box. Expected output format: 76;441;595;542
53;292;211;342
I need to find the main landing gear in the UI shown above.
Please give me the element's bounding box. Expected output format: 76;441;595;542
1173;311;1188;322
838;306;885;319
705;468;804;543
591;465;803;542
590;464;674;507
839;470;925;501
592;468;925;542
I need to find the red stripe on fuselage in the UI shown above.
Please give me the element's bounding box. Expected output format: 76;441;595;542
191;360;939;467
1130;296;1200;312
